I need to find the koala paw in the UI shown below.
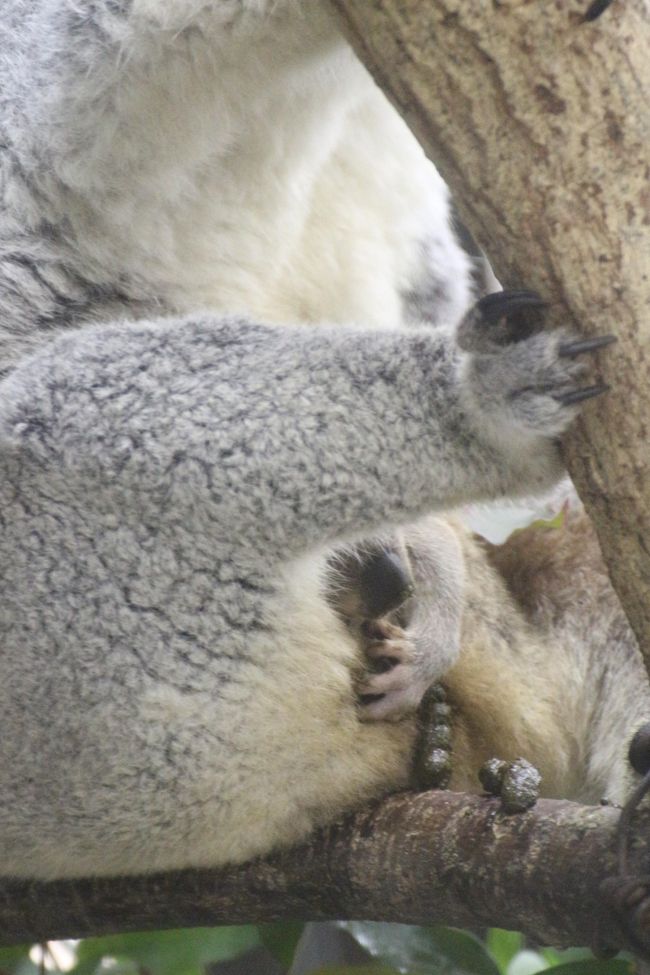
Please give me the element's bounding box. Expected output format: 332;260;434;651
357;619;427;721
458;290;615;441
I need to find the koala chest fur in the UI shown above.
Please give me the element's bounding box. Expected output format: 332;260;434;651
0;0;470;374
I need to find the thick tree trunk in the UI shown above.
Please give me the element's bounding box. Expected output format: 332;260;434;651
327;0;650;666
2;793;650;956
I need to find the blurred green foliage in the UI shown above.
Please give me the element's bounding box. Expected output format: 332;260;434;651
0;924;636;975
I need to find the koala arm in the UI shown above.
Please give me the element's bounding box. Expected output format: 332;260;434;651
1;298;595;562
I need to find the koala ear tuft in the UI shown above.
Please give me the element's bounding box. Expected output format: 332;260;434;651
628;723;650;776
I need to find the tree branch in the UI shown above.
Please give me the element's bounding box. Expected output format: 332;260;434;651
1;792;650;956
327;0;650;668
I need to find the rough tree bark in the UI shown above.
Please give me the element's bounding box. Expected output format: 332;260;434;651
327;0;650;667
2;793;650;956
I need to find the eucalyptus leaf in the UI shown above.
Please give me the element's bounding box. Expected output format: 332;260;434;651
506;950;549;975
259;922;305;969
0;945;39;975
71;927;260;975
486;930;524;972
542;962;632;975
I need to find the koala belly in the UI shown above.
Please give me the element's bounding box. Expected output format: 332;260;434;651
0;544;414;880
168;553;415;875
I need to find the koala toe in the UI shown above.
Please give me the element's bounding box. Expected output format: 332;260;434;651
476;289;547;326
357;621;426;720
457;289;547;352
358;667;425;721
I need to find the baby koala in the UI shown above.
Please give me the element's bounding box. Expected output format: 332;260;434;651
335;506;649;808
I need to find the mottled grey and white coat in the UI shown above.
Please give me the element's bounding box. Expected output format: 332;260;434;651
0;0;646;880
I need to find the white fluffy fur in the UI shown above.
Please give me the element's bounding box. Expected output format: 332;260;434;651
6;2;470;330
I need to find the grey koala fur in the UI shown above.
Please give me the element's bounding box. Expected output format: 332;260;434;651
0;0;641;880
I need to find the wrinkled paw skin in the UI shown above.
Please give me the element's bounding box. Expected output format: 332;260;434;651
357;618;427;721
458;289;615;441
479;756;541;813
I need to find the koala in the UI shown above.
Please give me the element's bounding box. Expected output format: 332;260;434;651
404;509;650;808
0;0;626;879
328;503;650;808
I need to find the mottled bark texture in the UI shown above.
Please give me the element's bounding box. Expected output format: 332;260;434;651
328;0;650;666
2;793;650;956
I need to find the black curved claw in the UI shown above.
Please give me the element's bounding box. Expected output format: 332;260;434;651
477;290;547;326
584;0;615;21
555;383;610;406
558;334;617;358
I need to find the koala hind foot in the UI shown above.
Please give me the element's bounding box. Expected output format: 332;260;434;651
357;618;425;722
327;540;431;721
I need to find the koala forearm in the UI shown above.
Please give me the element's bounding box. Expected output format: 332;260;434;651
0;314;559;561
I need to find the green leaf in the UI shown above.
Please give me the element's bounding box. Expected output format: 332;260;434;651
486;929;524;973
342;922;501;975
310;967;401;975
0;944;39;975
539;948;593;968
542;962;632;975
486;930;524;973
539;948;635;971
258;922;305;969
427;927;502;975
71;926;260;975
506;951;550;975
